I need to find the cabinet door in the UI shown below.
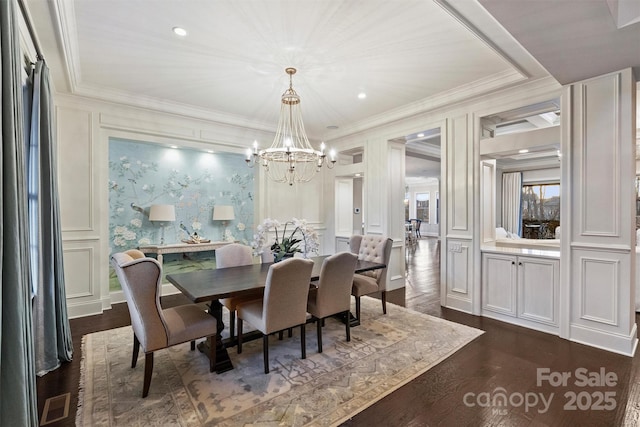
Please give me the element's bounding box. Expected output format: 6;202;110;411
482;253;517;316
517;256;559;325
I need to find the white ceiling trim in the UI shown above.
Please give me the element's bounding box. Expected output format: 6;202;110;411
48;0;537;142
326;68;527;141
435;0;530;78
52;0;81;92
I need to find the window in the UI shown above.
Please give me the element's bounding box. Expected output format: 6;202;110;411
416;192;429;223
521;183;560;239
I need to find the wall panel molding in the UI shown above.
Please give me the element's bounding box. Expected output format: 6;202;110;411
448;115;470;232
578;257;619;325
63;246;94;299
578;73;621;237
58;106;94;232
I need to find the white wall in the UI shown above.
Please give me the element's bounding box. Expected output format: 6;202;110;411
56;93;329;317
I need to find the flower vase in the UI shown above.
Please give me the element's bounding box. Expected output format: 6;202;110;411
273;252;294;263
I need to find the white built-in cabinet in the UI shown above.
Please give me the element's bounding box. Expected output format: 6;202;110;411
482;249;559;334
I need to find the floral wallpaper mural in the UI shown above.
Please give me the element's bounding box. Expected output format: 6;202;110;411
109;138;255;290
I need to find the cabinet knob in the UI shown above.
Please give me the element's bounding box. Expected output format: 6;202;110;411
518;262;522;266
511;261;515;265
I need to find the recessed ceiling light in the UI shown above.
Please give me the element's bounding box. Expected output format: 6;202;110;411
518;149;529;154
207;150;214;154
357;92;367;100
327;125;339;130
355;173;361;177
172;27;187;37
170;145;178;149
417;133;425;138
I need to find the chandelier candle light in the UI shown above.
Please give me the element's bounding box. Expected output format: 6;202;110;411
246;67;336;185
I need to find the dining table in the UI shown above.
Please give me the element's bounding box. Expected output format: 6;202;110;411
166;255;386;372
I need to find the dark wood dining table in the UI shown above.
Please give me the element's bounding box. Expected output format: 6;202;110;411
166;255;385;372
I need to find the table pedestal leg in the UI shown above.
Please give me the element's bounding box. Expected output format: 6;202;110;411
199;299;234;373
335;311;360;327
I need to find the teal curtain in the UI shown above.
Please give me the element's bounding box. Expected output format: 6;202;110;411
29;60;73;375
0;0;39;424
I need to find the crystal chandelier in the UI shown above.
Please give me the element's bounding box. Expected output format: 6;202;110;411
246;67;335;186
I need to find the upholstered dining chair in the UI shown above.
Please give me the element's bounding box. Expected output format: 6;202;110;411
216;243;262;341
236;257;314;374
307;252;358;352
110;249;217;398
349;234;393;321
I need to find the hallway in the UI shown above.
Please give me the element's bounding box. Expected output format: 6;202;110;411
403;236;442;317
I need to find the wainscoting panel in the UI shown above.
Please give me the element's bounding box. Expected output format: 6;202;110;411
57;107;93;232
577;74;620;237
63;241;105;318
574;252;620;326
566;68;636;356
445;238;472;311
448;115;470;232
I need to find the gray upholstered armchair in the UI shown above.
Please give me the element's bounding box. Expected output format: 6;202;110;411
349;235;393;320
216;243;262;341
110;249;217;397
236;257;314;374
307;252;358;352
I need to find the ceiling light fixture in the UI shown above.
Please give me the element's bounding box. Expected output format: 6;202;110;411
358;92;367;99
172;27;187;36
518;149;529;154
246;67;336;185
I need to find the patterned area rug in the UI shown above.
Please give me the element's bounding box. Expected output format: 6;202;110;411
77;297;483;426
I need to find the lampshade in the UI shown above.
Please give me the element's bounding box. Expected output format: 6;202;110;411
149;204;176;222
213;205;234;221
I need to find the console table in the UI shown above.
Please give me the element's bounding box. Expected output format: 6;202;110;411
138;241;231;269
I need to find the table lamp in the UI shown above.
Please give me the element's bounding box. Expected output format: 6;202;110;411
213;205;234;241
149;204;176;245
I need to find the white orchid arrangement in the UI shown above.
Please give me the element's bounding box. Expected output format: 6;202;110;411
252;217;320;261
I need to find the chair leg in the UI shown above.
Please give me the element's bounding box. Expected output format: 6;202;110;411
316;317;323;353
381;290;387;315
288;328;293;338
278;330;284;340
132;334;140;368
229;311;236;341
142;352;153;398
190;340;195;351
345;310;351;342
355;296;361;320
301;324;306;359
237;318;243;354
208;335;216;373
263;334;269;374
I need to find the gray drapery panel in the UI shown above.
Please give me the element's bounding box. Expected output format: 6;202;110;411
30;60;73;375
501;172;523;237
0;0;39;424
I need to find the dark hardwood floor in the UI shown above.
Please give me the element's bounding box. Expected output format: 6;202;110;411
37;237;640;426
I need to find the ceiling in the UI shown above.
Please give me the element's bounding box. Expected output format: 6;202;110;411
24;0;640;182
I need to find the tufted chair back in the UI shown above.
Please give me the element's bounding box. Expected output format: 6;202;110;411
110;251;168;352
349;234;392;290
